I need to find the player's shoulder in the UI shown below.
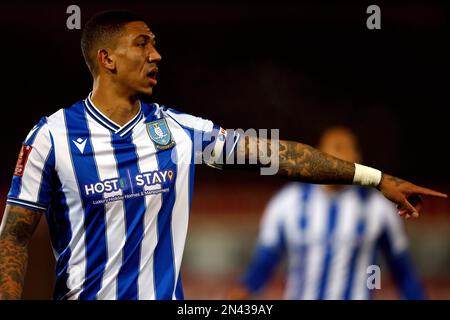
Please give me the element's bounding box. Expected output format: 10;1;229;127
362;188;397;220
158;105;214;132
44;99;85;125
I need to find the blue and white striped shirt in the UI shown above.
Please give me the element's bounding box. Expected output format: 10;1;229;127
242;183;425;299
7;93;238;300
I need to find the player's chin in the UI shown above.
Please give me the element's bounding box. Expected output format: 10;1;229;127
138;86;154;97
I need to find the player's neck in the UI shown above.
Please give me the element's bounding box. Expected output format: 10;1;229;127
91;79;141;127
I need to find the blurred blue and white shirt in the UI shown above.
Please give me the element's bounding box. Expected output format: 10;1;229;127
7;93;239;300
242;183;425;300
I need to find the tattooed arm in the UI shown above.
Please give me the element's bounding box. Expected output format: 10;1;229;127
0;205;42;299
230;135;447;218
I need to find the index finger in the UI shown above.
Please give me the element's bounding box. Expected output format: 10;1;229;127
412;185;447;198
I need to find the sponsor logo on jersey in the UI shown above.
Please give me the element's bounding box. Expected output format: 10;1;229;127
146;119;175;150
14;144;32;177
84;169;174;196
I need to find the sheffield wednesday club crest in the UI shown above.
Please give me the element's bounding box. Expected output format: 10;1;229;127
146;119;175;150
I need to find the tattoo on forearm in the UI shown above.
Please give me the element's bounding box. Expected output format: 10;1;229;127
278;140;355;184
0;206;41;299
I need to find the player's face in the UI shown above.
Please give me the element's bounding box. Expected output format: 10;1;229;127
319;129;361;164
111;21;161;97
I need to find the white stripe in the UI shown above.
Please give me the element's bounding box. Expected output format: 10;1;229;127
352;242;376;299
301;188;328;300
326;191;359;299
133;122;160;300
18;126;52;204
281;185;302;299
226;132;241;160
166;117;192;299
6;199;47;211
381;197;408;254
85;114;127;300
352;196;383;299
166;109;214;132
48;110;87;300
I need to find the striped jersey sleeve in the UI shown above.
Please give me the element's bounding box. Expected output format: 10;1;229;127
7;117;55;212
165;108;241;169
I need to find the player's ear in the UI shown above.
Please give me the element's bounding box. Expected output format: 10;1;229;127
97;48;116;73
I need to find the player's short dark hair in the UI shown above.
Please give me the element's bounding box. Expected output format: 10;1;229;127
81;10;144;75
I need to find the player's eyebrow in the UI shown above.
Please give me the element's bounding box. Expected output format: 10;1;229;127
133;34;156;45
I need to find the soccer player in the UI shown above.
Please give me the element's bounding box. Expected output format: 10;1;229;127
0;11;446;300
229;127;426;300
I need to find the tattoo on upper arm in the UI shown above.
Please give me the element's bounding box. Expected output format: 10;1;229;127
0;206;42;246
0;205;42;299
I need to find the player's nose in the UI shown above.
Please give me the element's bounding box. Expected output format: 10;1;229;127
148;48;162;64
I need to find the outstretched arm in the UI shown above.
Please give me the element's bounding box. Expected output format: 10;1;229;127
0;205;42;299
232;135;447;218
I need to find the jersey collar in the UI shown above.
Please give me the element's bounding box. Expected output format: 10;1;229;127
84;92;144;137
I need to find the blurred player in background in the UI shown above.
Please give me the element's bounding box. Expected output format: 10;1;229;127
0;11;445;300
229;127;426;299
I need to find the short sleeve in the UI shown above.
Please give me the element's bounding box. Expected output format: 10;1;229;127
7;117;55;212
165;108;241;169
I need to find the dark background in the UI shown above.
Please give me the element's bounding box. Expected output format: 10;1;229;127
1;0;449;186
0;0;449;299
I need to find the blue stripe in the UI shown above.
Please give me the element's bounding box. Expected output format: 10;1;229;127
175;273;184;300
37;143;55;207
343;189;368;299
293;184;312;299
48;178;72;300
157;107;195;298
143;110;177;300
9;175;23;200
242;245;282;293
112;134;146;300
317;198;339;299
64;106;107;300
153;144;177;299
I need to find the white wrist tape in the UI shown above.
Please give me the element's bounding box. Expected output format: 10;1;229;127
353;163;382;187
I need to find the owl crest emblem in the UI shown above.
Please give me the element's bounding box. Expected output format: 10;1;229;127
146;119;175;150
